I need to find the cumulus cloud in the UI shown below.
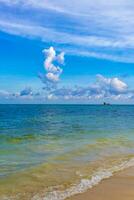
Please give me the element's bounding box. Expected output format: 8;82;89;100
57;52;65;64
0;74;133;103
0;45;132;103
40;46;65;86
36;51;132;102
46;72;59;82
96;74;128;94
44;74;130;101
0;87;41;102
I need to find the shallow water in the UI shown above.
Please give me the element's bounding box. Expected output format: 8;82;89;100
0;104;134;199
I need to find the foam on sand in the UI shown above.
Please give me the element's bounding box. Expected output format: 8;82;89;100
32;157;134;200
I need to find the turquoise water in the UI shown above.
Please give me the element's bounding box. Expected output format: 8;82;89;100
0;105;134;199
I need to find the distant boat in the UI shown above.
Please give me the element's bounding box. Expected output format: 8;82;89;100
103;102;110;105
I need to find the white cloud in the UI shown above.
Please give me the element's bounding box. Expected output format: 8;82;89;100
1;1;134;62
97;74;128;93
43;47;63;75
110;78;127;93
64;48;134;63
46;73;59;82
0;0;64;13
43;74;129;101
41;47;64;84
0;74;133;103
57;52;65;64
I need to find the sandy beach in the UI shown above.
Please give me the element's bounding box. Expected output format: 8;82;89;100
68;166;134;200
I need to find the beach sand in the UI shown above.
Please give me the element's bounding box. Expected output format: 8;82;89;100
67;166;134;200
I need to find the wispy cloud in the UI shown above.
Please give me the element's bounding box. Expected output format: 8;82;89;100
1;1;134;62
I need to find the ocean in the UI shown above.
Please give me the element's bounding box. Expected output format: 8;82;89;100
0;104;134;199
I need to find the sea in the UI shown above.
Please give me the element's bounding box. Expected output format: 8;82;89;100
0;104;134;200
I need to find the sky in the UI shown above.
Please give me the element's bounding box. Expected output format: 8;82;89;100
0;0;134;103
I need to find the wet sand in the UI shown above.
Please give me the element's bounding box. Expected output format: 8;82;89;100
68;166;134;200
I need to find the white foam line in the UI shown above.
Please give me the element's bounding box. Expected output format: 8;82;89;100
32;157;134;200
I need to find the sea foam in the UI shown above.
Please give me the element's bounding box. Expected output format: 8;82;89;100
32;157;134;200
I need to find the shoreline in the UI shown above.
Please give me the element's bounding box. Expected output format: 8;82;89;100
67;166;134;200
1;158;134;200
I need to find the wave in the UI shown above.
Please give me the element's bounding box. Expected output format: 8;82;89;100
32;157;134;200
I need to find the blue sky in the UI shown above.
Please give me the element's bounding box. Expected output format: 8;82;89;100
0;0;134;103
